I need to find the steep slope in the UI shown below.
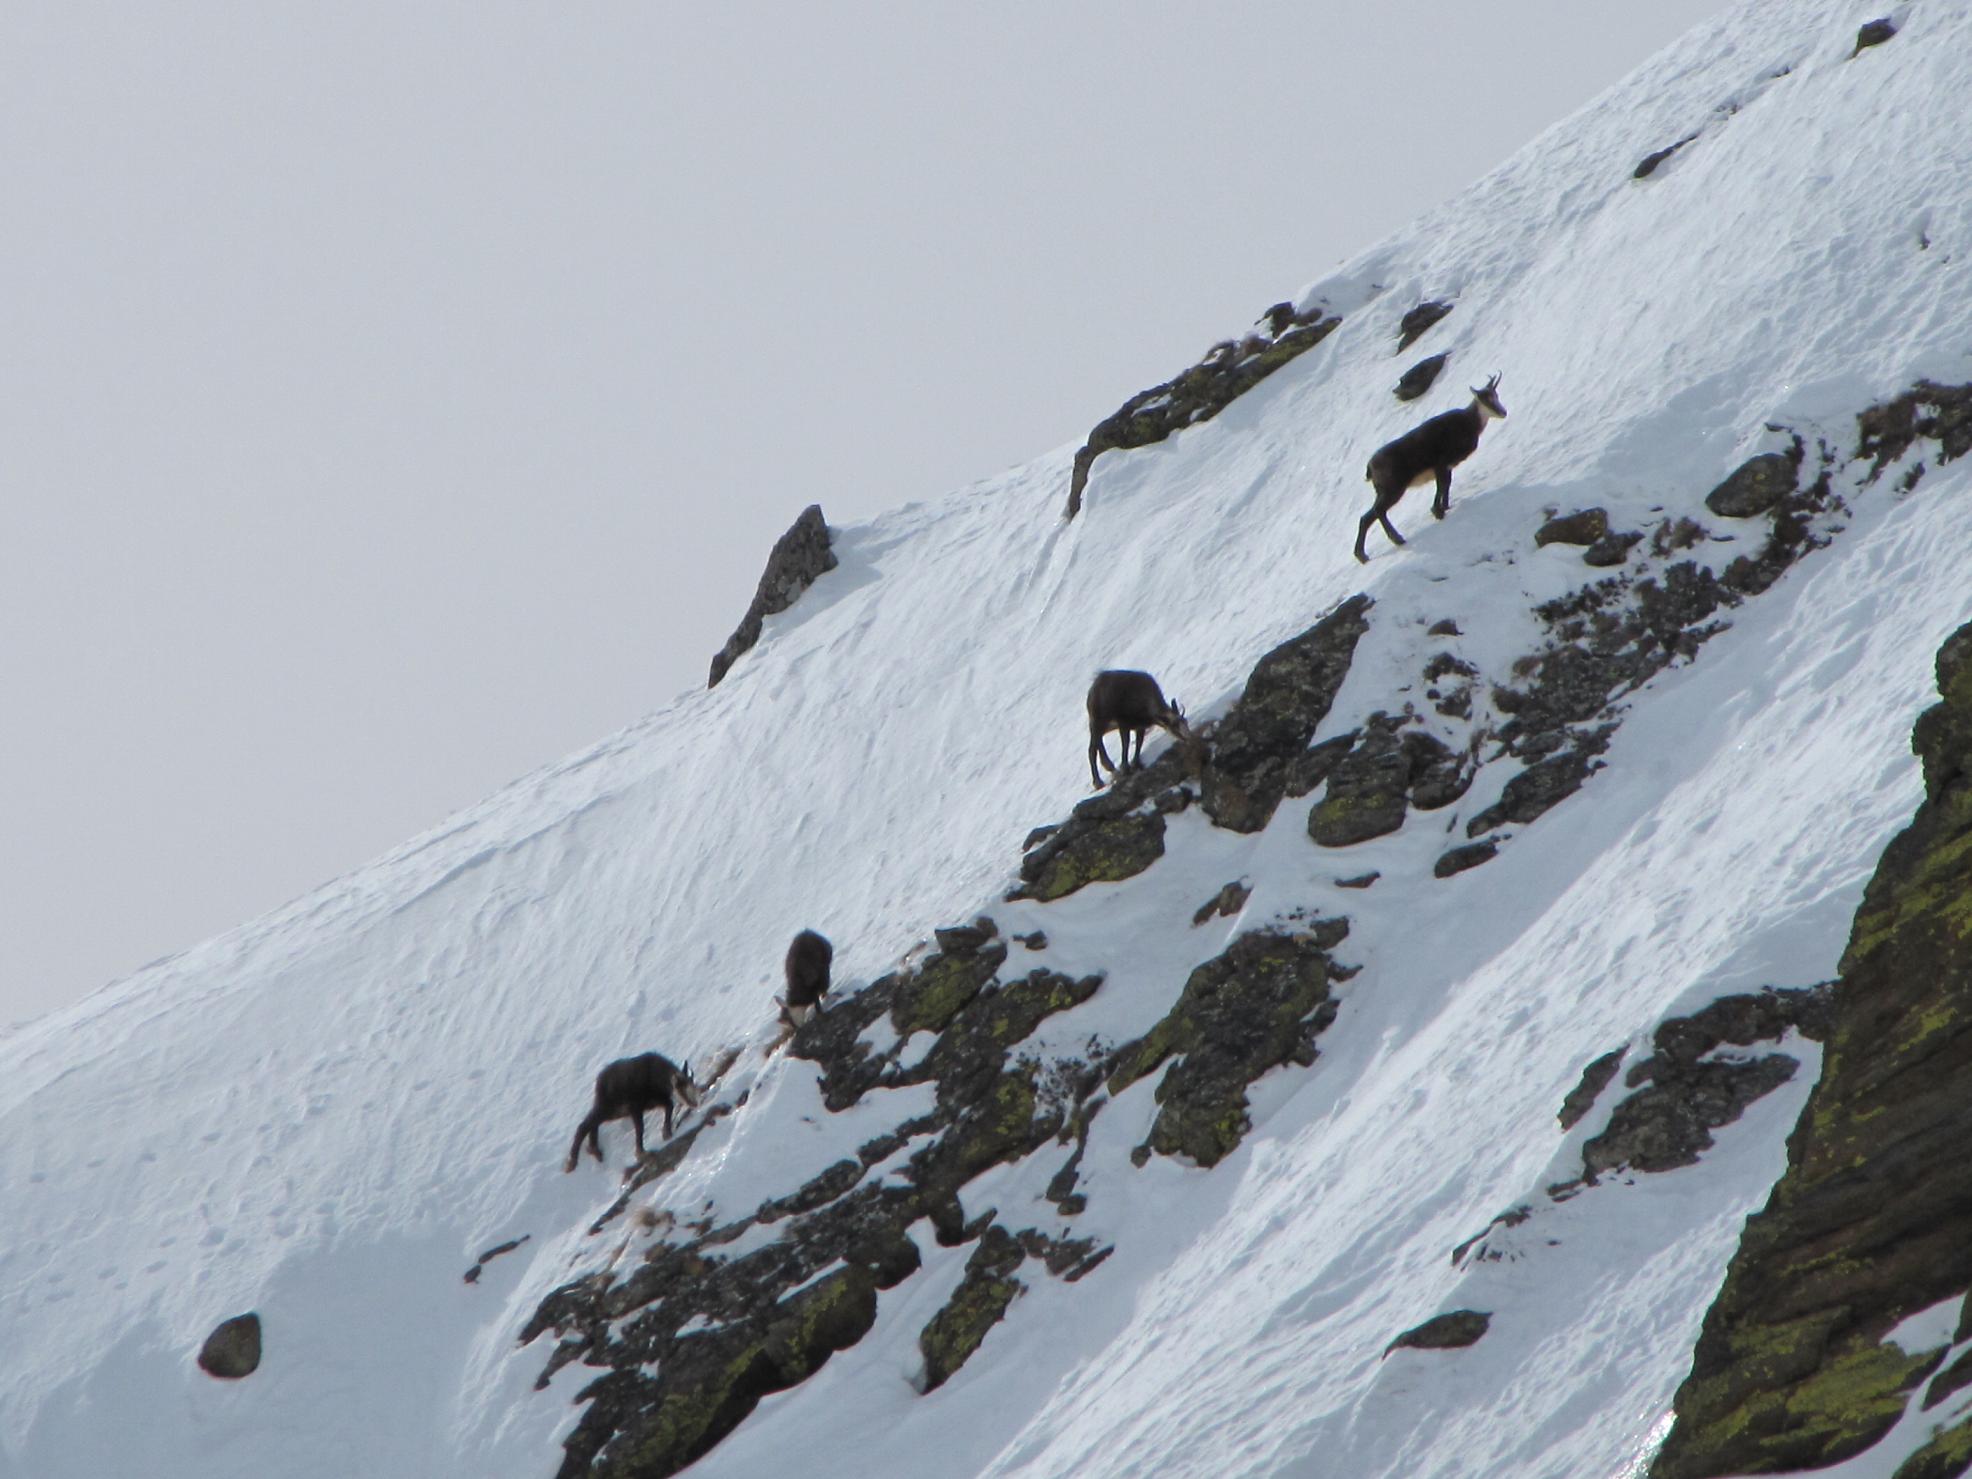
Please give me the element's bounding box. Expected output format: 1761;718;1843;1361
4;2;1971;1477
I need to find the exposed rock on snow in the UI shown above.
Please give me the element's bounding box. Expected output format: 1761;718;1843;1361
1535;508;1611;547
1064;303;1342;518
1395;299;1454;351
707;503;838;687
1704;449;1798;518
1394;352;1449;401
1386;1310;1491;1355
196;1312;262;1379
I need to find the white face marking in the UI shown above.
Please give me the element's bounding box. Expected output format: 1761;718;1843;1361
1475;391;1507;420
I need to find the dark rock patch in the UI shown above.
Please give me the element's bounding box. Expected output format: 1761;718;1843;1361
1386;1310;1490;1354
1857;381;1972;478
1535;508;1610;547
464;1234;531;1284
1634;135;1698;179
1557;1049;1625;1131
918;1225;1025;1392
1200;595;1372;833
1428;618;1461;637
1013;930;1048;951
1466;732;1610;837
707;504;838;688
1705;451;1797;518
1108;926;1345;1167
1066;304;1341;517
1013;802;1167;904
1576;987;1830;1181
1433;840;1498;878
1397;300;1454;351
1309;715;1470;848
1888;1422;1972;1479
1336;871;1380;890
1923;1348;1972;1412
1395;353;1449;402
1583;531;1643;567
1852;17;1897;55
197;1312;262;1379
1193;880;1251;926
1451;1206;1531;1267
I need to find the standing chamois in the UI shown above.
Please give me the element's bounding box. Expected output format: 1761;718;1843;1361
1356;374;1507;562
1086;670;1193;789
779;929;834;1029
564;1052;703;1172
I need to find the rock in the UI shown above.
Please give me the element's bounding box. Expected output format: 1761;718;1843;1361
1704;452;1797;518
1012;807;1166;904
1397;300;1453;350
1852;17;1896;54
1634;135;1697;179
1386;1310;1490;1354
1108;928;1344;1167
1582;531;1643;567
1856;380;1972;479
1433;840;1497;878
1535;508;1610;547
1467;734;1608;837
1427;618;1461;637
707;504;838;687
197;1312;262;1379
918;1226;1025;1392
1066;305;1341;517
1557;1049;1625;1131
1013;930;1048;951
1654;629;1972;1479
1192;880;1251;926
1308;717;1413;846
1200;595;1372;833
1394;353;1449;401
1335;871;1380;890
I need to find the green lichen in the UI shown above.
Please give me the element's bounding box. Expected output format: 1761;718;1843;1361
1019;811;1166;903
892;948;1002;1036
1891;1414;1972;1479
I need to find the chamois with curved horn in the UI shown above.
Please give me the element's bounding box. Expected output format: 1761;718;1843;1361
1356;374;1507;562
1086;669;1192;789
564;1051;704;1172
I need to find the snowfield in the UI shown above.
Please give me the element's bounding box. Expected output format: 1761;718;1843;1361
4;1;1971;1476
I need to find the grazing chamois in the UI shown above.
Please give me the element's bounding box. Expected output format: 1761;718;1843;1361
563;1052;704;1172
1356;374;1507;562
1087;669;1193;789
779;929;834;1028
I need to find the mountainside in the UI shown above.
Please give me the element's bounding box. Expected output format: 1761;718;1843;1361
5;2;1971;1477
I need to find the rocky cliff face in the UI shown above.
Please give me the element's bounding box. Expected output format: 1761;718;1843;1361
1653;617;1972;1479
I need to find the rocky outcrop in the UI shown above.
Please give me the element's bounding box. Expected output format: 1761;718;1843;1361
1396;300;1454;350
1852;17;1897;55
196;1312;262;1379
1395;353;1449;401
1653;621;1972;1479
1065;304;1341;518
1634;135;1698;179
1536;508;1610;547
1857;381;1972;478
1704;450;1798;518
707;504;838;687
1107;925;1347;1167
1558;1049;1624;1131
1307;715;1468;847
1199;595;1372;833
1387;1310;1490;1354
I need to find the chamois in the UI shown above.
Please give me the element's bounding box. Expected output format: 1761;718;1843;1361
1356;374;1507;562
563;1052;703;1172
1087;669;1192;789
780;929;834;1028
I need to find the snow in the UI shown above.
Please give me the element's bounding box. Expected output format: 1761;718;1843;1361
5;0;1972;1476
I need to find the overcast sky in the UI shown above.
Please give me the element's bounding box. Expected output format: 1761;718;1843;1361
0;1;1727;1027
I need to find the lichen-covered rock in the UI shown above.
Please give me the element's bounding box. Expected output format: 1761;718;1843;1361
1192;880;1251;926
1386;1310;1490;1354
1200;595;1372;833
707;504;838;687
1857;381;1972;478
196;1312;262;1379
1066;305;1341;517
1535;508;1610;547
918;1226;1025;1392
1466;736;1608;837
1704;452;1797;518
1653;622;1972;1479
1012;806;1166;903
1308;715;1414;847
1395;353;1449;401
1397;300;1453;350
1583;530;1643;567
1108;927;1344;1167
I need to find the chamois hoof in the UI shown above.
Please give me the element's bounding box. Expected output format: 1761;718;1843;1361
1432;508;1447;522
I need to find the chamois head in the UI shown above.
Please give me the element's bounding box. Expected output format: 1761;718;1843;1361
676;1061;705;1109
1472;374;1507;421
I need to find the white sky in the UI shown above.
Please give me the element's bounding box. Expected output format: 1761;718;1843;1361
0;1;1725;1026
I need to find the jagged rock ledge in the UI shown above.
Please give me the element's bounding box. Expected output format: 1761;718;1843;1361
707;504;838;688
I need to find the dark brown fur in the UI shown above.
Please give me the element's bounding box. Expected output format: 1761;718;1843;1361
564;1052;702;1172
1356;375;1507;562
781;929;834;1026
1086;670;1192;788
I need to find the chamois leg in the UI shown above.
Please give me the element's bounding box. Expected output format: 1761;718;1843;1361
1089;732;1115;789
630;1109;648;1159
1357;501;1404;563
1378;508;1407;547
1431;467;1452;520
566;1110;603;1172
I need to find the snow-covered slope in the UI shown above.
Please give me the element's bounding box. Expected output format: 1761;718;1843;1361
5;1;1970;1476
